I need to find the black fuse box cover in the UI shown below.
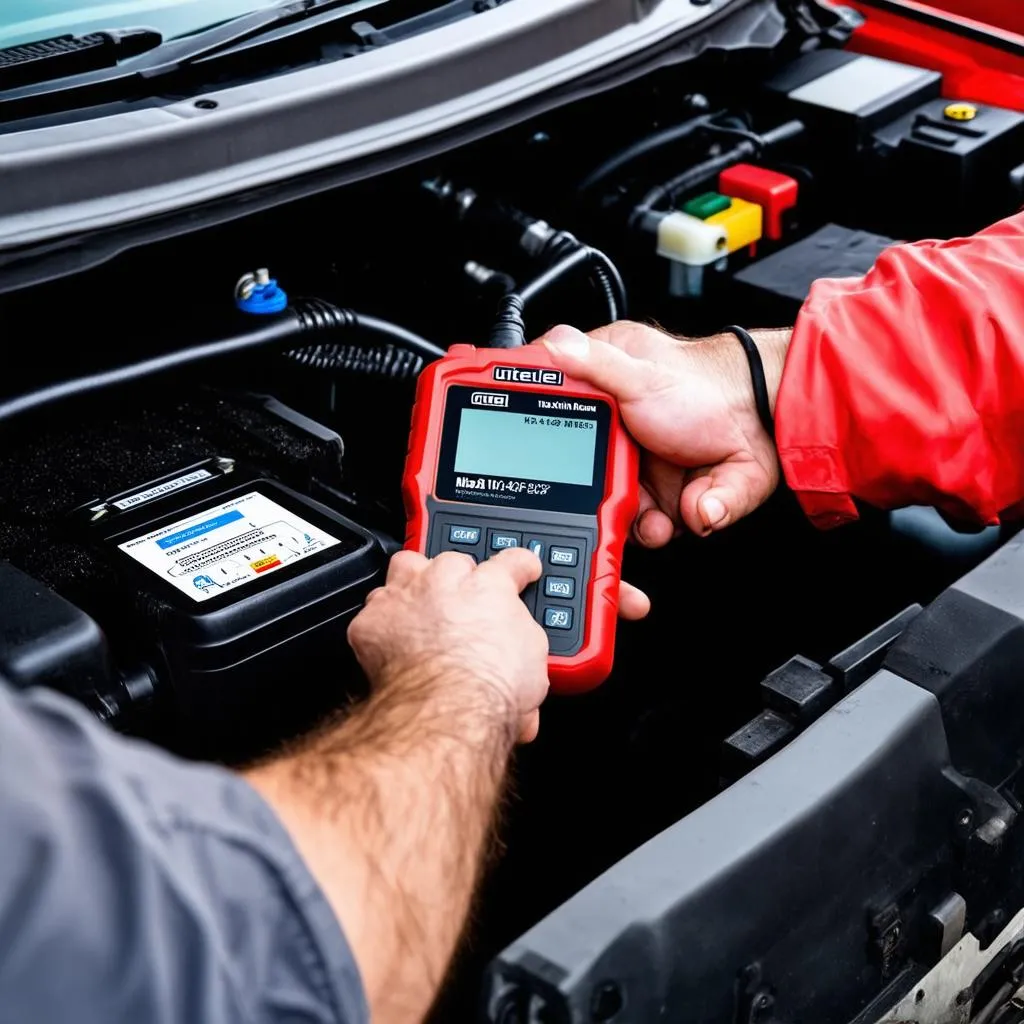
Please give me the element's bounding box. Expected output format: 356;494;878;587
86;471;388;759
0;389;391;759
764;50;941;146
873;98;1024;237
733;223;898;321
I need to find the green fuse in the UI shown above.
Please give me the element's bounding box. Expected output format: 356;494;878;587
682;192;732;220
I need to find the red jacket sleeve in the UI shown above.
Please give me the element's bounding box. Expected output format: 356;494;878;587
776;210;1024;529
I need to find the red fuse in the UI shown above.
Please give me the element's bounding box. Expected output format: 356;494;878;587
719;164;799;241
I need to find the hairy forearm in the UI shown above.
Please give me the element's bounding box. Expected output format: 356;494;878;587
245;668;516;1023
750;328;792;415
700;328;791;417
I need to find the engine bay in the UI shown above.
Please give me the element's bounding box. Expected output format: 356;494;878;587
4;22;1024;1021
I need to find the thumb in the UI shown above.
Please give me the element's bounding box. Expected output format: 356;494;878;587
680;457;775;535
539;325;653;403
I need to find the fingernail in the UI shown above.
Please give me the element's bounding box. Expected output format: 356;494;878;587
637;514;660;548
542;327;589;360
701;495;727;528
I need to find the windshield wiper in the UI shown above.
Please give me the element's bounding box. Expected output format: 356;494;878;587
0;29;162;90
0;0;385;120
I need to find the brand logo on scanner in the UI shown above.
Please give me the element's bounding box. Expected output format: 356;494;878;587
492;366;563;386
470;391;509;408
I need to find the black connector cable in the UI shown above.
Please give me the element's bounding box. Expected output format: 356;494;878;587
488;294;527;349
427;181;628;325
722;325;775;438
518;246;627;322
0;300;445;427
489;242;627;349
577;111;721;196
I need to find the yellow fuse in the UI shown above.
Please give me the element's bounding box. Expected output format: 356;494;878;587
706;197;763;253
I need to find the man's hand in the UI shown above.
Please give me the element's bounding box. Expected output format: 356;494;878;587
349;548;550;742
540;321;791;542
247;548;557;1024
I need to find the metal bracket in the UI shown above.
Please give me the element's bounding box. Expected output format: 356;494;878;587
777;0;860;47
869;905;907;982
944;767;1018;863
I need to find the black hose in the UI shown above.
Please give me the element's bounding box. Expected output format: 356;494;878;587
0;300;445;426
286;343;426;380
634;119;805;218
588;250;628;322
519;248;591;308
577;112;720;195
488;294;527;349
291;299;446;362
518;246;626;322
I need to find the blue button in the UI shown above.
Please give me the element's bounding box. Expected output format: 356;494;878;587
448;525;481;545
544;607;574;631
490;532;522;551
527;540;544;560
544;576;576;600
549;547;579;567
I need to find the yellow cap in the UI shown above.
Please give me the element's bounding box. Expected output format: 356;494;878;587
706;197;763;254
944;102;978;121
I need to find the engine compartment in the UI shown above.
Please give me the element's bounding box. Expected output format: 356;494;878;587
2;28;1023;1021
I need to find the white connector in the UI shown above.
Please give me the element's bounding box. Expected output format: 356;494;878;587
656;211;728;265
651;211;729;298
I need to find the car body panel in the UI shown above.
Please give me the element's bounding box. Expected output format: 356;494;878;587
0;0;766;258
900;0;1024;39
847;0;1024;111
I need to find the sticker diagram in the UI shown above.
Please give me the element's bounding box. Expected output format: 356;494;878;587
119;491;341;603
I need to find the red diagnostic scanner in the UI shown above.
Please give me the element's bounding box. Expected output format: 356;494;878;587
403;344;639;694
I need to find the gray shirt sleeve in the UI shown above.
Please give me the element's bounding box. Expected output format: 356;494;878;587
0;680;368;1024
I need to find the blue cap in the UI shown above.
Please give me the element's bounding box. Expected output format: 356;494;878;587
236;275;288;315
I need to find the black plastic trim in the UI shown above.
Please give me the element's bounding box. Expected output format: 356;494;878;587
486;671;957;1023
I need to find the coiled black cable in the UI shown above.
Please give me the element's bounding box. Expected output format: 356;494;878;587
0;299;444;426
290;299;446;363
286;342;426;380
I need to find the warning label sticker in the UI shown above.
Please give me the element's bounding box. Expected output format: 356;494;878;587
119;491;340;603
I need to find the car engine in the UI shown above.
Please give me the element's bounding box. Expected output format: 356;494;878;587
4;17;1024;1022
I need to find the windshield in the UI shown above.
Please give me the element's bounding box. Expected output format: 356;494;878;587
0;0;290;49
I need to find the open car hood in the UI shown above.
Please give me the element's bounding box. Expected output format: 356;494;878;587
0;0;824;278
856;0;1024;39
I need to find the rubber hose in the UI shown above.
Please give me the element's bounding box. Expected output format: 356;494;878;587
518;247;626;322
589;250;628;321
577;112;721;195
518;248;593;309
0;299;444;426
287;342;425;380
535;231;626;320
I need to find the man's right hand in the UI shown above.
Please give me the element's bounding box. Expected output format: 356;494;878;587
348;547;550;743
540;321;791;543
